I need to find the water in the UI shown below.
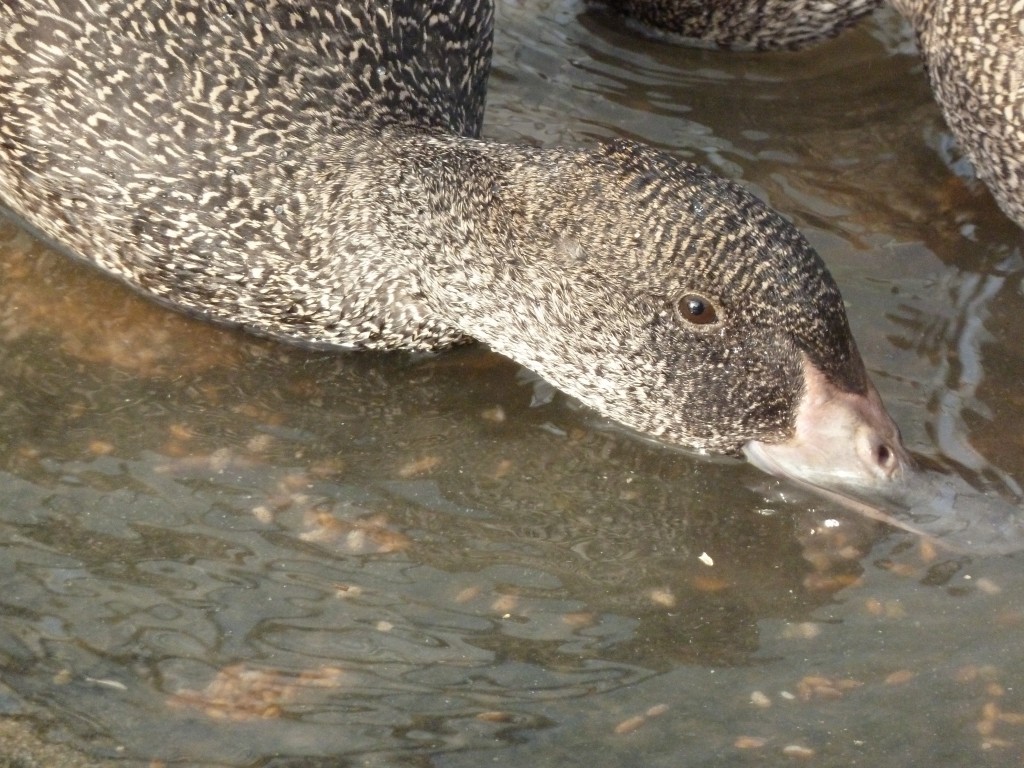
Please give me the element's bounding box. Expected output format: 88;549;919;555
2;1;1024;765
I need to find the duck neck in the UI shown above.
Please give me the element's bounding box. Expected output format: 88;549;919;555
311;123;630;399
340;126;647;413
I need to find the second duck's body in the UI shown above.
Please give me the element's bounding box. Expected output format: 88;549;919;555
603;0;1024;229
890;0;1024;228
597;0;884;50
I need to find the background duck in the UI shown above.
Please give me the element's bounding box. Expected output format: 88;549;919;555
595;0;884;50
599;0;1024;229
890;0;1024;229
0;0;907;495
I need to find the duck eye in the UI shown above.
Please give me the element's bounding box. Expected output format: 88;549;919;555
677;293;718;325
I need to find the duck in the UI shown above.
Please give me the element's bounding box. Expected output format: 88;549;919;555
0;0;909;497
597;0;1024;229
889;0;1024;229
595;0;885;51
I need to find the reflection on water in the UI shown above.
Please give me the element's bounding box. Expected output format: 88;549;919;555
2;1;1024;765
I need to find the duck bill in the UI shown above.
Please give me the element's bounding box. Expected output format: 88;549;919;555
743;358;914;497
744;360;1024;556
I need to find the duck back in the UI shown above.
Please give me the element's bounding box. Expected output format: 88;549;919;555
0;0;492;348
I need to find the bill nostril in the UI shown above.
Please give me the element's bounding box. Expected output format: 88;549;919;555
876;443;892;468
859;429;900;477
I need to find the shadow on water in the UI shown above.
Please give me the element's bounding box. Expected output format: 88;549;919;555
2;1;1024;766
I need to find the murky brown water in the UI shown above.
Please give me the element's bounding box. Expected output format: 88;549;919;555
2;1;1024;766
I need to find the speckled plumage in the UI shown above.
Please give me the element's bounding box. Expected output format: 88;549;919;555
891;0;1024;228
592;0;884;50
0;0;872;453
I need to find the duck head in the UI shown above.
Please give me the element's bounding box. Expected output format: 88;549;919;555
418;138;912;499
